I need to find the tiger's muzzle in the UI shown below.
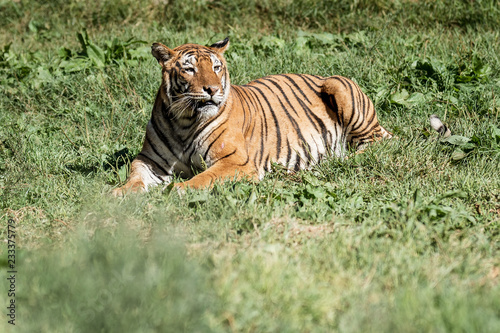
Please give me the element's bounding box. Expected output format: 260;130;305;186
194;92;224;117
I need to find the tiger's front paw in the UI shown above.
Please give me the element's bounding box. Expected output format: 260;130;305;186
111;187;126;197
111;182;145;197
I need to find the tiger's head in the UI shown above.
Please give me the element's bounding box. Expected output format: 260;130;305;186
151;38;230;120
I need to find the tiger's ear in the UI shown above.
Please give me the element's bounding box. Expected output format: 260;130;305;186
210;37;230;54
151;43;175;66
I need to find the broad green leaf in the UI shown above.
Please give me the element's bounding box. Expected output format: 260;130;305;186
456;75;473;83
389;89;409;106
58;47;72;60
312;32;337;45
451;148;467;161
433;190;467;204
129;46;150;60
87;43;106;67
302;173;321;186
59;59;88;73
491;125;500;144
163;182;175;194
374;87;389;103
295;36;309;50
412;57;448;82
35;67;52;81
442;135;471;146
461;142;476;151
247;191;257;205
344;31;368;46
406;92;426;105
118;164;128;183
472;56;491;79
304;184;326;199
429;58;447;77
445;95;459;105
295;30;340;51
28;20;38;33
31;67;53;88
77;31;89;53
260;36;286;48
226;196;238;208
124;60;139;67
188;193;209;207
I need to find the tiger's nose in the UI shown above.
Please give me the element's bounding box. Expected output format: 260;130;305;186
203;85;219;96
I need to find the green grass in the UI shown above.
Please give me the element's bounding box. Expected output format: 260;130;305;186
1;0;499;332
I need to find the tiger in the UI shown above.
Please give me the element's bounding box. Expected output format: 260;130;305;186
112;37;395;196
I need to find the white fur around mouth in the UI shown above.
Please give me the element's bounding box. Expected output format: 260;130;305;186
195;101;219;117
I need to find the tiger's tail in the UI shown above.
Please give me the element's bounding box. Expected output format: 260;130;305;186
430;114;451;138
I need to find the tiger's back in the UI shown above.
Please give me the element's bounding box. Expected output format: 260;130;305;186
229;74;391;178
112;38;392;195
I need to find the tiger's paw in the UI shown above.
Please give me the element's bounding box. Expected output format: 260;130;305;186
111;187;126;197
111;182;145;197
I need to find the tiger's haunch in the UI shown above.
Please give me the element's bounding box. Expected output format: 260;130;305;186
112;37;392;195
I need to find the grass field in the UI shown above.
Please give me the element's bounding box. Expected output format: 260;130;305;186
1;0;499;332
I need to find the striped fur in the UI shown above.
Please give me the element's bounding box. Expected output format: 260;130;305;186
112;38;393;195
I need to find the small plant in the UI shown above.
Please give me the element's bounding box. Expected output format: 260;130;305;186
435;125;500;162
0;31;150;90
59;30;149;71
